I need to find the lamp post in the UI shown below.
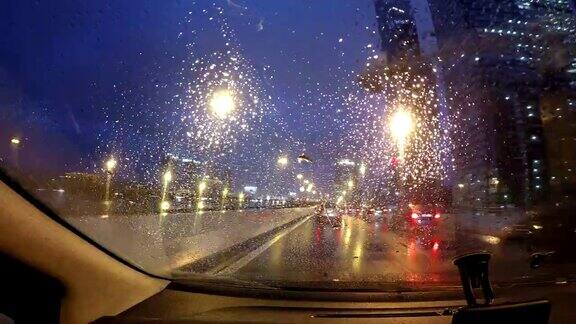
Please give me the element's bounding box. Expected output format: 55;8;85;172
238;191;245;209
221;187;229;210
10;137;21;168
160;169;172;212
197;180;207;210
104;157;117;206
389;109;414;161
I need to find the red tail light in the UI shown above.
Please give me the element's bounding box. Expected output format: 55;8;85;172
411;213;419;219
434;213;441;219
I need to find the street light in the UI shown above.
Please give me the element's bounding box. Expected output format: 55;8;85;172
359;162;366;176
163;170;173;183
160;169;173;212
238;192;245;208
105;157;117;174
277;156;288;167
209;89;235;119
198;181;207;195
103;157;117;207
10;137;22;168
10;137;20;146
390;109;414;160
296;174;303;180
160;200;171;211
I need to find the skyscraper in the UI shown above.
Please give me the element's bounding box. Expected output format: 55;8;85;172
427;0;576;208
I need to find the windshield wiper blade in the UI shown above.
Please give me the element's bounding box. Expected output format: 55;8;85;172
170;271;280;290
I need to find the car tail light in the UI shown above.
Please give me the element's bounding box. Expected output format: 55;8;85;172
434;213;441;219
411;213;419;219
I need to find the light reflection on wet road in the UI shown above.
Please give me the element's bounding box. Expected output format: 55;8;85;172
232;213;539;286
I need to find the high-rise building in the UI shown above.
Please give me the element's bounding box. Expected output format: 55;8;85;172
371;0;576;208
163;154;203;196
424;0;576;208
374;0;419;63
333;159;360;204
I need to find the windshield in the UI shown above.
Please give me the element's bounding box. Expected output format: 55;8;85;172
2;0;576;290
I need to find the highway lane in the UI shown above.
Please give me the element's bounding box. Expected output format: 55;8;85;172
65;207;315;276
227;213;559;288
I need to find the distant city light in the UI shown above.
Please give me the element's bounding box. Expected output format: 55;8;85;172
296;174;303;180
306;183;313;192
244;186;257;194
458;183;465;188
338;159;355;166
10;137;20;145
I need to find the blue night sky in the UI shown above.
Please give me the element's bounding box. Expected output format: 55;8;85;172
0;0;382;192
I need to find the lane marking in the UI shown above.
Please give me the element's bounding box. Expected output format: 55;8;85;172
215;215;313;275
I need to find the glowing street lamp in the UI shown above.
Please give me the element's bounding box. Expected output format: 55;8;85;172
390;109;414;160
277;156;288;167
160;169;173;212
359;162;366;176
103;157;117;206
163;170;173;184
238;191;245;208
160;200;171;211
296;174;303;180
10;137;22;168
105;157;117;174
198;181;207;195
209;89;235;119
10;137;21;146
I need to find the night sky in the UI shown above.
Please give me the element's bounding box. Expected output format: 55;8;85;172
0;0;383;193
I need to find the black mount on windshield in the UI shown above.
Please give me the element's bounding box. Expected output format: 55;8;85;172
453;252;495;305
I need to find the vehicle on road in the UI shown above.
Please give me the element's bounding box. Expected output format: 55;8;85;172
403;203;443;228
317;203;342;227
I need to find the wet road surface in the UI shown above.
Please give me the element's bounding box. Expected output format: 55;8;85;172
225;213;563;287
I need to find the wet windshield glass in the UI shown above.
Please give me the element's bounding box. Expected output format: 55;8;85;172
1;0;576;289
